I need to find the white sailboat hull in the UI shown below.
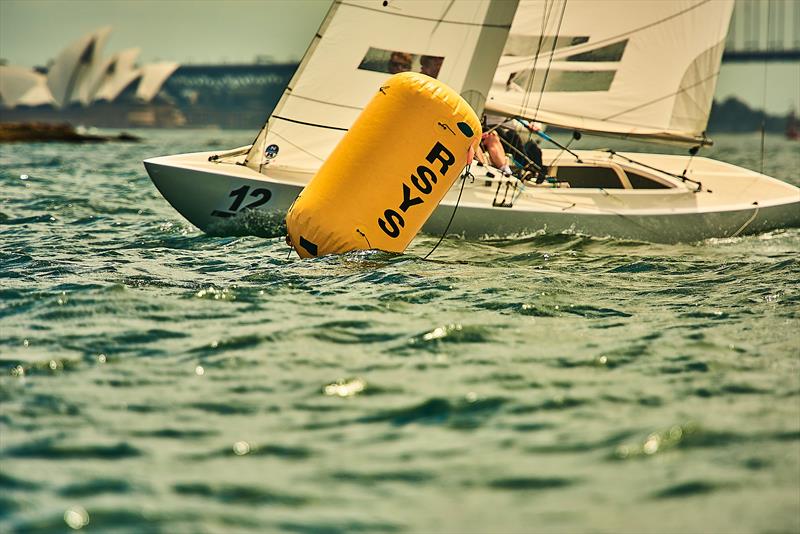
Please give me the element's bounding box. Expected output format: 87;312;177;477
144;149;800;244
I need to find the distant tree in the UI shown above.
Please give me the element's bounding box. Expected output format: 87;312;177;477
707;97;788;133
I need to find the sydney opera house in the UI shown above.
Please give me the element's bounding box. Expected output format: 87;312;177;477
0;27;183;127
0;27;295;129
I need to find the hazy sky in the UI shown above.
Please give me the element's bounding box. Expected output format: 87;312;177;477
0;0;331;65
1;0;797;114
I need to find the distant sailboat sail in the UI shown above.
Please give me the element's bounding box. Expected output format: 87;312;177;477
241;0;518;172
486;0;734;145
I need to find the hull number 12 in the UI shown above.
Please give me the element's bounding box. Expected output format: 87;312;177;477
211;185;272;218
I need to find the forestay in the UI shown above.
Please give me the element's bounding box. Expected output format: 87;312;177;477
243;0;518;172
486;0;734;145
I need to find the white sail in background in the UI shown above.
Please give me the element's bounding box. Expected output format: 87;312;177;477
135;62;179;102
46;26;112;108
244;0;518;171
486;0;734;145
91;48;141;102
71;28;112;106
0;66;55;108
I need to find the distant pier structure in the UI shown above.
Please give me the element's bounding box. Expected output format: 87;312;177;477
724;0;800;62
163;63;297;128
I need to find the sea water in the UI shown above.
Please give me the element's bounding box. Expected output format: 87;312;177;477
1;131;798;533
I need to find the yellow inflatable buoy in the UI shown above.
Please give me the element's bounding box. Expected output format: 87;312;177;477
286;72;481;258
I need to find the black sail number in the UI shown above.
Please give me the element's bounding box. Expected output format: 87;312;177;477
212;185;272;218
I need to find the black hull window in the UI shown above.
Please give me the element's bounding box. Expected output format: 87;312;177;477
555;166;624;189
626;171;671;189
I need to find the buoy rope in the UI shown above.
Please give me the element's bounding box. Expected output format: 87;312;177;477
423;165;472;260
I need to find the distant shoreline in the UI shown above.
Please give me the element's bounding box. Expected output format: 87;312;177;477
708;96;795;134
0;95;793;135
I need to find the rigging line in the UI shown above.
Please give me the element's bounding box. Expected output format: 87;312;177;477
605;150;702;190
270;130;327;162
511;182;526;204
730;203;760;238
601;70;721;122
497;133;534;166
431;0;456;35
760;1;771;174
520;0;554;116
288;93;364;111
245;0;339;167
532;0;568;119
423;165;471;260
209;145;251;162
340;2;512;28
517;0;549;115
548;135;576;169
242;123;267;167
272;115;349;132
501;0;713;69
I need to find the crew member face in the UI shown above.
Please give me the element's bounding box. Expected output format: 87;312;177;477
420;57;443;78
388;52;412;74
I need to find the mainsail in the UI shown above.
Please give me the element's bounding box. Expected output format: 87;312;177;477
244;0;518;171
486;0;734;145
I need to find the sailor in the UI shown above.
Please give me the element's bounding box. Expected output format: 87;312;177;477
478;114;547;181
387;52;413;74
478;129;512;176
420;55;444;78
517;118;546;176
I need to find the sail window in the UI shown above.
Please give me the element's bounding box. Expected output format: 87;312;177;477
566;40;628;62
554;165;624;189
357;47;444;78
511;69;616;92
502;35;589;56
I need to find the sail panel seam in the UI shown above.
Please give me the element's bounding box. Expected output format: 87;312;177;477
339;2;512;28
501;0;712;69
288;93;364;111
273;115;349;132
600;70;720;122
270;130;327;162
